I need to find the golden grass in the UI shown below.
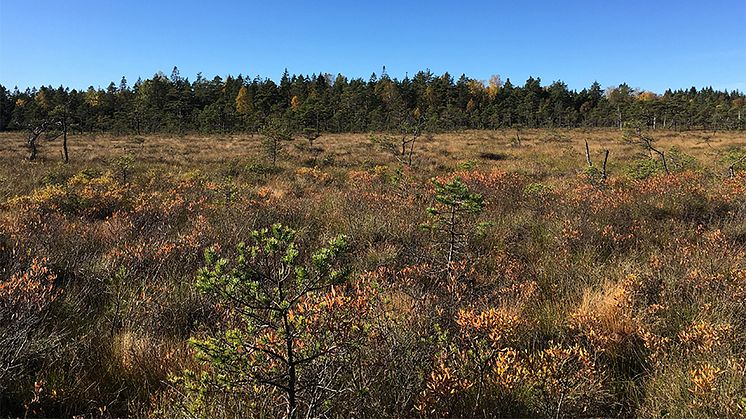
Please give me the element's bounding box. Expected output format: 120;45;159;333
2;128;743;175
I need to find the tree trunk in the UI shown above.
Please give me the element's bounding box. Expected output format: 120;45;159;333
26;126;44;161
408;137;415;167
585;140;592;167
28;137;37;160
447;205;457;273
660;151;669;174
62;117;69;163
285;311;297;419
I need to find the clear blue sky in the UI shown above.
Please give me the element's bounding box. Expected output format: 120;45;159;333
1;0;744;93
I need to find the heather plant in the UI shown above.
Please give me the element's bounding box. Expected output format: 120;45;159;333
721;147;746;177
625;156;662;180
666;146;699;172
9;170;129;220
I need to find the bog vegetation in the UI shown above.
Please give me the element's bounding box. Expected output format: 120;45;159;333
0;125;745;417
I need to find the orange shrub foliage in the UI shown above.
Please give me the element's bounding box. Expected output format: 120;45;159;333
0;258;60;314
456;307;522;346
678;321;732;354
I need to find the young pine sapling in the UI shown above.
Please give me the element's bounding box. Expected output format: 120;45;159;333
186;224;351;418
423;178;484;274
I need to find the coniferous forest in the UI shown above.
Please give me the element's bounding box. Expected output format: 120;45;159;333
2;67;745;135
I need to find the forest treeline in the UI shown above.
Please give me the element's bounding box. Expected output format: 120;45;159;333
1;67;745;135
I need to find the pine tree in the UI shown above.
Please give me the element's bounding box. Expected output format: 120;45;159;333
187;224;351;418
424;178;484;272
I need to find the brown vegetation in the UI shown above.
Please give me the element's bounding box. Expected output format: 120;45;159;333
0;129;745;417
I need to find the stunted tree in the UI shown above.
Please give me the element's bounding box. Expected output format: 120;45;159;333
23;103;78;163
259;117;293;166
25;121;49;161
113;153;135;183
724;150;746;178
371;118;425;168
424;178;484;273
187;224;352;418
399;117;425;167
49;104;75;163
625;127;669;174
302;127;321;148
512;124;523;147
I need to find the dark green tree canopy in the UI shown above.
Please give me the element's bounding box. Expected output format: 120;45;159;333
3;67;744;134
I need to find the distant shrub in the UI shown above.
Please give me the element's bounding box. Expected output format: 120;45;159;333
244;161;279;176
77;167;104;180
543;130;571;143
523;182;552;197
127;136;146;145
295;167;333;184
10;170;129;219
479;152;509;161
720;148;746;172
667;146;699;172
625;157;663;180
456;160;477;170
319;153;336;167
41;163;75;186
112;154;136;183
582;164;604;185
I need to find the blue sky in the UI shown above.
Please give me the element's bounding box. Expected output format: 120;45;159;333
1;0;744;93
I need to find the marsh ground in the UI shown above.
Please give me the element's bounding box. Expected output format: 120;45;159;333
1;129;744;417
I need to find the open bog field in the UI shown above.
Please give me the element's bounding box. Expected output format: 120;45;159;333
1;128;745;177
1;128;745;417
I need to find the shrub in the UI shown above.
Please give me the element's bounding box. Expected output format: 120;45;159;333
667;146;699;172
625;157;663;180
0;259;62;414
